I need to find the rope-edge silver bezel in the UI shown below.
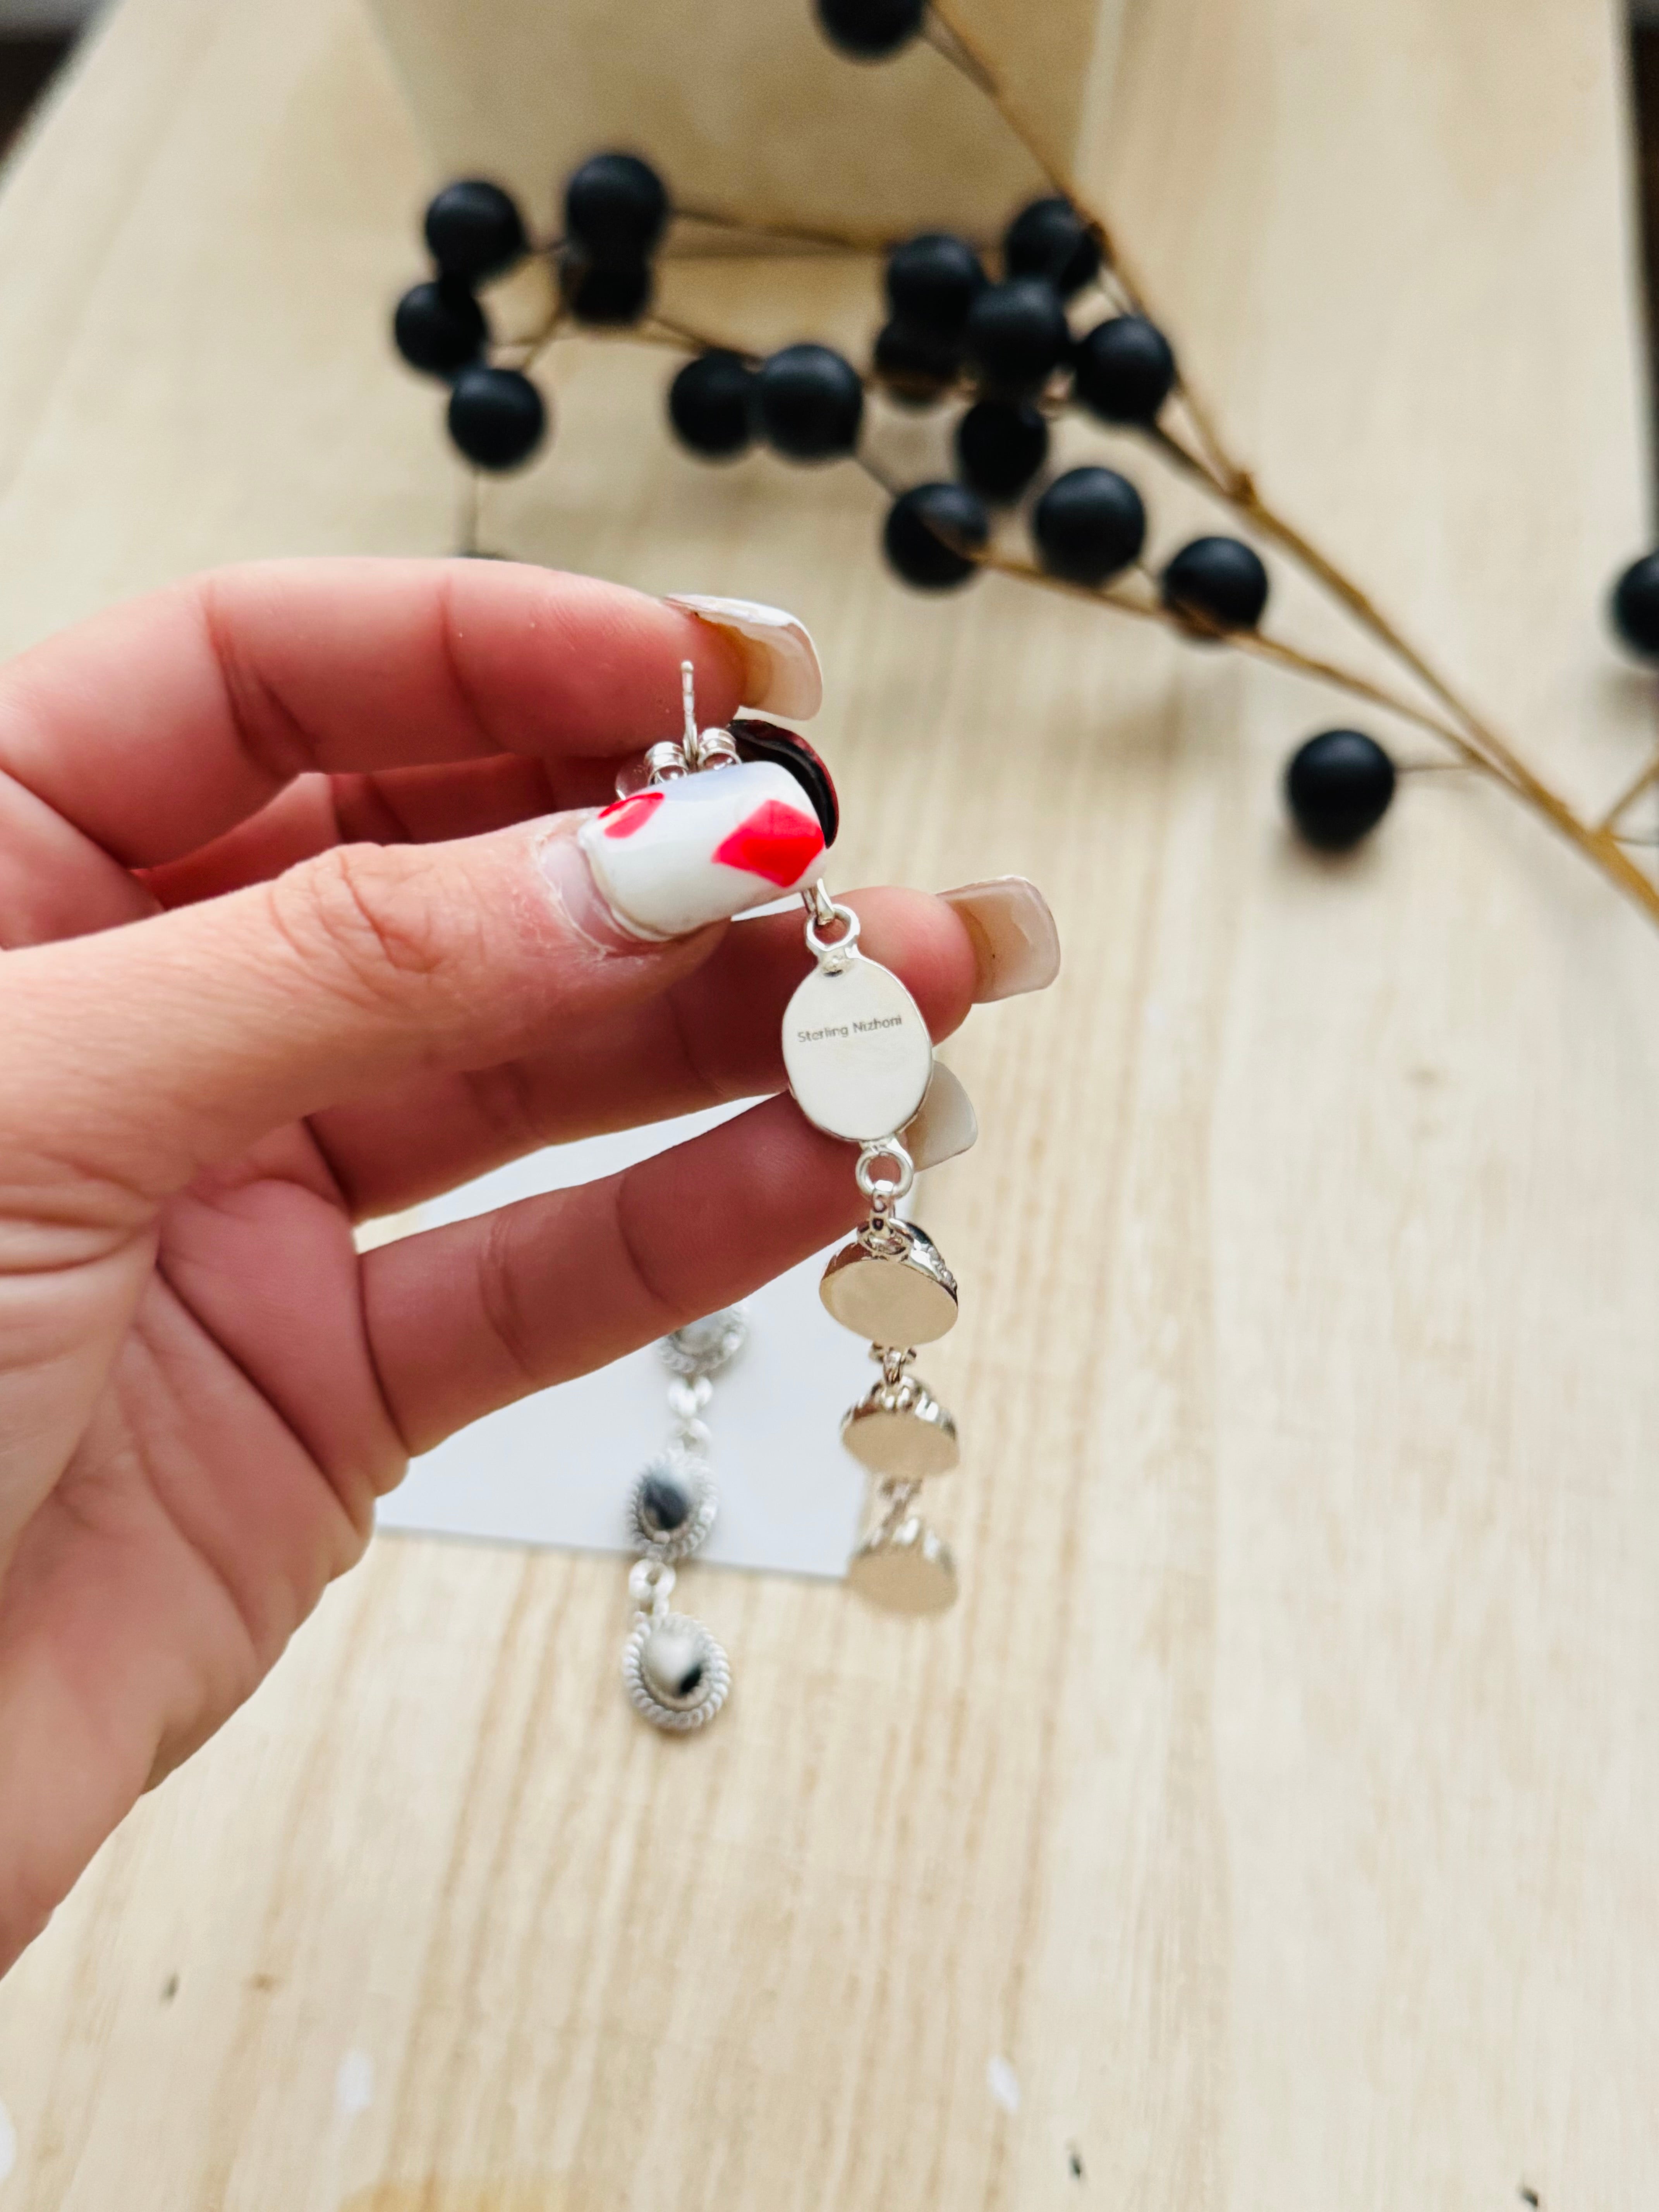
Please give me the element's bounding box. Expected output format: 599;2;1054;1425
622;1613;732;1732
659;1306;749;1379
629;1449;719;1561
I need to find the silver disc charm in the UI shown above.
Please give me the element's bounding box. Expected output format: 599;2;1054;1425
783;954;934;1144
623;1609;732;1732
847;1506;958;1615
820;1221;959;1345
841;1375;960;1480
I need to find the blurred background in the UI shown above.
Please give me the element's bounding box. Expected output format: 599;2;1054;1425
0;0;78;154
14;0;1659;467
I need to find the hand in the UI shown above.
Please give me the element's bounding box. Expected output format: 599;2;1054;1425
0;558;1058;1969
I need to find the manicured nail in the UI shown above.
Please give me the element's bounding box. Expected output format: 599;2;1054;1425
941;877;1060;1001
575;761;826;941
905;1062;978;1169
664;595;823;720
538;827;659;953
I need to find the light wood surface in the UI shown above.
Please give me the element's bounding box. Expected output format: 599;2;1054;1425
0;0;1657;2206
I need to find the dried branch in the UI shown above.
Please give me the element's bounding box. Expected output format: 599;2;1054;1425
1597;750;1659;833
921;0;1659;929
673;204;894;256
475;36;1659;927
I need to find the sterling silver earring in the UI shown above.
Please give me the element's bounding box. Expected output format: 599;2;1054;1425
784;886;964;1616
612;661;967;1678
621;1307;745;1732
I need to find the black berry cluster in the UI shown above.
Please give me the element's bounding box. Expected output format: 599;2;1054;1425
393;155;672;474
390;14;1404;857
664;187;1250;627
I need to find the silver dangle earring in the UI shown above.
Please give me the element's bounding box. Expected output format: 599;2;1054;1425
783;884;964;1615
607;661;962;1628
621;1307;746;1732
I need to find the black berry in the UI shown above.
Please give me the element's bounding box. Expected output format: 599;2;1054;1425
756;343;864;461
1033;467;1146;586
884;232;986;338
423;180;527;285
731;718;840;844
1161;535;1269;634
563;152;668;266
393;278;487;380
873;319;960;407
1073;315;1176;425
560;252;652;325
815;0;926;58
963;278;1070;397
1610;552;1659;659
1285;729;1397;851
955;398;1048;503
668;350;757;459
446;365;547;471
883;482;989;590
1003;196;1101;299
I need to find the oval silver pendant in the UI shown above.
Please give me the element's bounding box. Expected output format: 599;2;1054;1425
783;955;934;1144
847;1510;958;1615
622;1611;731;1732
841;1377;960;1479
820;1222;959;1345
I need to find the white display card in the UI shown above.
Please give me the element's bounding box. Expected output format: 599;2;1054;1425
376;1103;871;1579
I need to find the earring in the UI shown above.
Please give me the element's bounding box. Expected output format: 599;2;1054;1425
783;886;964;1615
608;660;965;1637
621;1306;746;1732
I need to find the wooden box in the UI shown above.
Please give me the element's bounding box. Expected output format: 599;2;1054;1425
362;0;1123;237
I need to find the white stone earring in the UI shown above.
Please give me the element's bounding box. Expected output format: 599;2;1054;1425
620;1307;745;1732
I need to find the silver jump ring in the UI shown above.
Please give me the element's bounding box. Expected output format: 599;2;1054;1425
856;1138;915;1201
627;1558;676;1614
805;901;861;963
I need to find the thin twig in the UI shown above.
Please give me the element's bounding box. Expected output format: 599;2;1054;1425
922;10;999;96
1595;747;1659;833
674;203;892;256
854;448;905;500
1143;419;1235;501
977;551;1490;764
972;549;1659;923
519;307;567;374
644;311;762;362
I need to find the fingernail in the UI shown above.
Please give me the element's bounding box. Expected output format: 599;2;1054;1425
905;1062;978;1169
574;762;826;940
538;827;659;953
941;877;1061;1001
664;595;824;720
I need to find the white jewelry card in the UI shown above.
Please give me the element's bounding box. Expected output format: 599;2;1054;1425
375;1102;872;1579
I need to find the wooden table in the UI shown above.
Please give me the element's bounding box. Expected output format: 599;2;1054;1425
0;0;1656;2204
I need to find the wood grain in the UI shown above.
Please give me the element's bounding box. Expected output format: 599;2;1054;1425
0;0;1656;2205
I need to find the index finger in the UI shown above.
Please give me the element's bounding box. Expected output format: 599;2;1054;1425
0;558;747;869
